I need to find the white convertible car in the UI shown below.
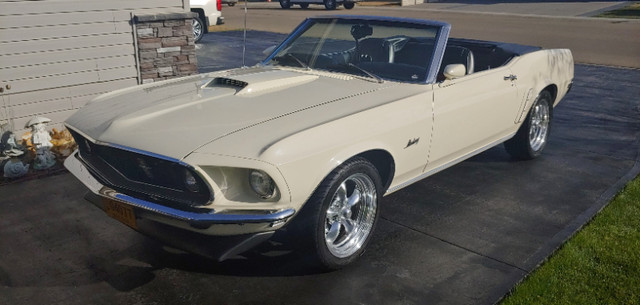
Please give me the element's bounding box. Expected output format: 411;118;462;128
64;16;573;269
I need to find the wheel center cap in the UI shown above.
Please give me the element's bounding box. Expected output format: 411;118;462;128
343;208;352;219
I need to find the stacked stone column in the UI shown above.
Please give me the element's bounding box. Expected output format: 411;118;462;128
134;13;198;84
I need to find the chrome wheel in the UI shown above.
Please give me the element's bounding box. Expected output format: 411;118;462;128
192;17;204;42
528;99;550;152
504;90;553;160
280;0;291;8
324;173;377;258
324;0;336;10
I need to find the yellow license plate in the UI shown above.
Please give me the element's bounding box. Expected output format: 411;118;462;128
104;199;137;229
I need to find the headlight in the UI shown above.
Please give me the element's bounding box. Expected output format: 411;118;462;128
249;170;276;199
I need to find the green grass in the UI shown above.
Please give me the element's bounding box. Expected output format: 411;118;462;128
596;3;640;19
501;174;640;305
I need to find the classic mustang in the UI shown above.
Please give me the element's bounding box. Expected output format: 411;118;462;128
64;16;573;269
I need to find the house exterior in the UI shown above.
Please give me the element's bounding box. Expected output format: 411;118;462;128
0;0;196;136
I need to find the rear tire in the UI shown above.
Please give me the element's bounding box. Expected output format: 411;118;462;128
191;16;205;43
343;2;355;9
280;0;291;9
290;157;381;269
504;90;553;160
324;0;337;10
299;3;309;8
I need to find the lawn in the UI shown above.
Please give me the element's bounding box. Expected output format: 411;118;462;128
596;3;640;19
501;174;640;304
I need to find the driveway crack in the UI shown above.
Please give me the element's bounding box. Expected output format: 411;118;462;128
380;216;528;273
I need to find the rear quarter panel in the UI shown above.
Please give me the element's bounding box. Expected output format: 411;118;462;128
508;49;574;122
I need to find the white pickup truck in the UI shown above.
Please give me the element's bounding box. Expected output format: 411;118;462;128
190;0;225;42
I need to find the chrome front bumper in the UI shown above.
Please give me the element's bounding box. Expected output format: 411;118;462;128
64;151;295;236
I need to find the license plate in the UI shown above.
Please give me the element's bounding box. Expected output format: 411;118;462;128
104;199;137;229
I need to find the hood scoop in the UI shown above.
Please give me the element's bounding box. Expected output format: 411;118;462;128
208;77;249;89
205;70;319;96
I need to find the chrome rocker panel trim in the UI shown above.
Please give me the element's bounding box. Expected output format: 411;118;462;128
386;132;516;195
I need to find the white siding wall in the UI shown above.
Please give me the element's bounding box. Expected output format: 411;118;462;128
0;0;187;135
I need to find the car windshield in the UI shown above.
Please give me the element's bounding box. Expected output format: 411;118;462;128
266;18;440;83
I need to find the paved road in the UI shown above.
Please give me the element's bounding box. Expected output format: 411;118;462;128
408;0;632;17
217;2;640;68
2;30;639;305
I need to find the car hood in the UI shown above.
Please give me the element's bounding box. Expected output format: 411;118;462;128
66;67;398;160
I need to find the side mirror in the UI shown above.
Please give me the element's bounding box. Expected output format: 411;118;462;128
443;64;466;80
263;45;277;56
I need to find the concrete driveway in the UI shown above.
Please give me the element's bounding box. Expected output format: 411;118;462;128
1;31;639;305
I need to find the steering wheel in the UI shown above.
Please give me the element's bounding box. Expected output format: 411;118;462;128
383;35;411;63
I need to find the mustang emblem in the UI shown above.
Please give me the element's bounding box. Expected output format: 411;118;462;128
405;137;420;149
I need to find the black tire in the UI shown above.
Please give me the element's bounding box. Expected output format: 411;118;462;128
343;2;355;9
289;157;382;269
280;0;291;9
504;90;553;160
299;3;309;8
228;2;236;6
324;0;337;10
191;16;205;43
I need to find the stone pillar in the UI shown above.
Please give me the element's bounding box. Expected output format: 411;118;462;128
134;12;199;84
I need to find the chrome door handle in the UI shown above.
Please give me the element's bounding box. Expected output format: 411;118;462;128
504;75;518;81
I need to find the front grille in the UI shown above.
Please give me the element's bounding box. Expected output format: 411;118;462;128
69;129;212;208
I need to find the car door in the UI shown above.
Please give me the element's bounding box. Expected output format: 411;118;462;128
426;66;520;170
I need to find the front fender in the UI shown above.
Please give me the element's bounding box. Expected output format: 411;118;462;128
262;92;433;207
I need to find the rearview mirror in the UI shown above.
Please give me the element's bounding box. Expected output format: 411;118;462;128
263;45;277;56
351;24;373;40
443;64;466;80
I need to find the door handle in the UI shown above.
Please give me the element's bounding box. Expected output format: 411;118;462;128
504;75;517;81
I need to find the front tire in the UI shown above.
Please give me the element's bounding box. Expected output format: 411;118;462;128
299;3;309;8
343;2;355;9
293;157;382;269
504;90;553;160
280;0;291;8
324;0;337;10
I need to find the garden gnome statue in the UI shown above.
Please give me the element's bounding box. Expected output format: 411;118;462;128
1;130;25;160
26;116;56;169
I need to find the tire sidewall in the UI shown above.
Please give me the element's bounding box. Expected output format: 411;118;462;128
525;91;552;158
324;0;337;10
280;0;291;9
192;17;204;43
312;159;382;269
